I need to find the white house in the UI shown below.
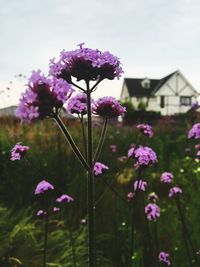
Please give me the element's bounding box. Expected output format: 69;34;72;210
120;70;199;115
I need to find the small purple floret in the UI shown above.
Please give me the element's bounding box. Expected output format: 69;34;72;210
148;192;158;203
56;194;74;203
128;146;157;168
93;96;126;118
136;124;153;138
35;180;54;195
66;93;88;115
53;207;60;212
134;180;147;191
11;143;29;161
188;123;200;139
145;203;160;221
168;186;183;198
36;210;46;217
159;251;171;266
160;172;174;183
93;162;109;176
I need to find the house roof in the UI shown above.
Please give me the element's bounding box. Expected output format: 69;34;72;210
124;71;177;97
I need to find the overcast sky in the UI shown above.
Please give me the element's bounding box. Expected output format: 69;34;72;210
1;0;200;107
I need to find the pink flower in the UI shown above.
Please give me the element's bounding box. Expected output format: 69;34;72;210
56;194;74;203
128;146;157;168
136;124;153;138
145;203;160;221
160;172;174;183
159;251;171;266
127;192;135;201
148;192;158;203
93;96;126;118
11;143;29;161
35;180;54;195
36;210;46;217
53;207;60;212
49;43;123;82
168;186;182;198
188;123;200;139
134;180;147;191
16;70;73;123
93;162;109;176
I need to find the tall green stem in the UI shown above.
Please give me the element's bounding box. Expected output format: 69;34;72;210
86;81;95;267
93;118;108;164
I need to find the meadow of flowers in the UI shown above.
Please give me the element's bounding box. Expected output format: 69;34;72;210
0;43;200;267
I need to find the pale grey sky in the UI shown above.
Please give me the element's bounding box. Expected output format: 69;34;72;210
1;0;200;107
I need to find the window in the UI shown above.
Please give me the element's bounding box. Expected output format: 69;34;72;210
180;96;191;106
160;96;165;108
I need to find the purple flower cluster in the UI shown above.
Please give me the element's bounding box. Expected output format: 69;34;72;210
93;162;109;176
127;192;135;201
160;172;174;183
11;143;29;161
66;93;88;115
148;192;158;203
35;180;54;195
188;123;200;139
168;186;182;198
128;146;157;168
136;124;153;138
134;180;147;191
93;96;126;118
49;43;123;82
56;194;74;203
145;203;160;221
16;70;73;123
158;252;171;266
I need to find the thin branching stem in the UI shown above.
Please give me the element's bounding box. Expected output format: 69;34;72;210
93;118;108;165
78;114;88;160
54;115;90;171
86;81;96;267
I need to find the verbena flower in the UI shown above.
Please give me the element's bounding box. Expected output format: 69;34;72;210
158;251;171;266
128;146;157;168
93;162;109;176
66;93;88;115
127;192;135;201
49;43;123;82
136;124;153;138
160;172;174;183
36;210;46;217
35;180;54;195
53;207;60;212
110;144;117;153
56;194;74;203
148;192;158;203
145;203;160;221
188;123;200;139
93;96;126;118
11;143;29;160
134;180;147;191
168;186;183;198
16;70;73;123
118;155;127;162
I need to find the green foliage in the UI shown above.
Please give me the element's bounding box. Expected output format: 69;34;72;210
0;117;200;266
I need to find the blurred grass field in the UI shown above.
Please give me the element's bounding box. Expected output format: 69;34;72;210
0;116;200;267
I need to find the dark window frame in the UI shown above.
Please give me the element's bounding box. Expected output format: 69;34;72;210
180;96;191;106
